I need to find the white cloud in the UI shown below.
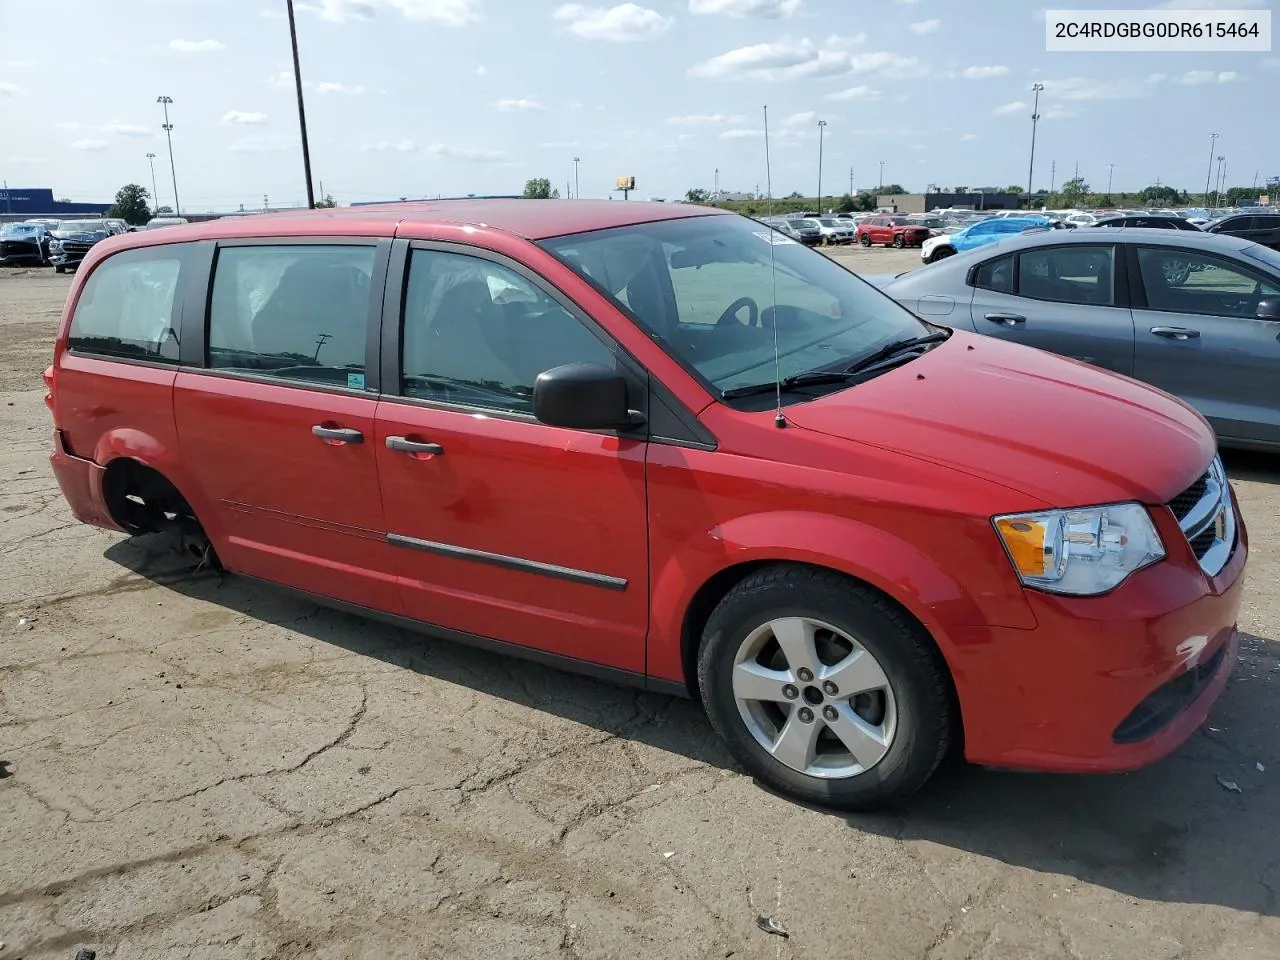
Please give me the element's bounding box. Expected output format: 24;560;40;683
5;59;36;68
553;3;674;41
222;110;269;124
848;51;928;79
690;36;883;81
316;81;366;93
784;110;815;126
259;6;285;17
1039;76;1165;101
959;133;979;141
962;65;1009;79
169;38;226;52
476;65;487;75
720;128;763;139
268;70;295;88
298;0;480;24
825;84;880;101
666;113;740;124
0;81;24;96
1043;106;1078;119
495;97;545;111
362;139;419;152
71;139;109;151
426;143;508;161
909;18;940;35
102;123;151;136
688;0;802;17
993;100;1027;116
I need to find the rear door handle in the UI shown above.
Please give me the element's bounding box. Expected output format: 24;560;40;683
386;436;444;456
1150;326;1201;340
985;313;1026;326
311;425;364;444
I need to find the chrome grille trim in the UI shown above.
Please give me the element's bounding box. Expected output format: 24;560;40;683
1173;455;1235;577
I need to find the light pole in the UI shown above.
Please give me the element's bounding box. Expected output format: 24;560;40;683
713;166;719;199
156;95;180;214
145;152;158;214
1027;82;1044;197
878;159;885;192
1214;155;1225;204
1219;156;1228;201
849;166;854;198
1107;162;1114;197
1203;132;1219;204
573;156;581;199
816;119;827;212
285;0;316;208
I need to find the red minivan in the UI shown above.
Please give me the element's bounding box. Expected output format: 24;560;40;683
46;201;1247;810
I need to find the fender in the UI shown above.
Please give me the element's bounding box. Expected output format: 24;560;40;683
647;509;1039;685
89;426;228;544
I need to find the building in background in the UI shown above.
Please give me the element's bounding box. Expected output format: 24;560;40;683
876;191;1021;214
0;187;111;220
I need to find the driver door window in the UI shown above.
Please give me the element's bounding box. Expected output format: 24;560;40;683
400;249;616;413
1135;247;1278;317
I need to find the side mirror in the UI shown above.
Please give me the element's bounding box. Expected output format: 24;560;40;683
533;362;641;431
1256;297;1280;322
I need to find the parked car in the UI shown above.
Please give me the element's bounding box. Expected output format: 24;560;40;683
103;218;130;236
49;219;113;273
814;218;856;244
1093;214;1202;231
778;218;823;245
1203;212;1280;250
0;222;55;265
46;201;1246;811
856;215;931;249
920;215;1050;263
872;227;1280;449
145;216;190;230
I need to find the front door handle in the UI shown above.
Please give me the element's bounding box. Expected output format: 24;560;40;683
985;313;1026;326
1150;326;1201;340
386;436;444;456
311;425;364;444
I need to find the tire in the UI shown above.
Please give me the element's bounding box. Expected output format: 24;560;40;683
892;233;906;248
859;233;872;247
925;246;954;264
697;564;955;811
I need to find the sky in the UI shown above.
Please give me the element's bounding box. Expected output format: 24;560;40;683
1;0;1277;211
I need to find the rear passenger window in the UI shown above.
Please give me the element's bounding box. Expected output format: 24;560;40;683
973;255;1013;293
208;244;376;388
68;248;182;362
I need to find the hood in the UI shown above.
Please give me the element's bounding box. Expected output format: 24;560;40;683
53;228;108;240
783;330;1214;508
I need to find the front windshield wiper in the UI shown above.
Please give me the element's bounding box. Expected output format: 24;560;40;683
842;330;950;375
719;330;951;401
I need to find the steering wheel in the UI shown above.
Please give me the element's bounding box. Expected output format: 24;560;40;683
715;296;760;328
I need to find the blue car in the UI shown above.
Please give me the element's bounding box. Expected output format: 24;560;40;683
921;215;1051;264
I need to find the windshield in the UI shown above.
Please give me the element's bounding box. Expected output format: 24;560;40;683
538;214;930;396
1240;242;1280;274
1;224;40;237
818;219;843;227
56;220;108;233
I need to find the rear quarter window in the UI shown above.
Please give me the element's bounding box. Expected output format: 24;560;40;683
67;246;183;362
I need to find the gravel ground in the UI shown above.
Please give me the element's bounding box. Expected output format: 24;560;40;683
1;260;1277;960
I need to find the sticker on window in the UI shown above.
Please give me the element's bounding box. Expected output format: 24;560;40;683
752;231;798;245
347;372;366;390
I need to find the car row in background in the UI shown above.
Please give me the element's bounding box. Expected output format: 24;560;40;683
865;227;1280;450
0;215;190;270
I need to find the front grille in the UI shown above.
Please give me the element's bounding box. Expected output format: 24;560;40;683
1112;642;1228;744
1167;455;1235;576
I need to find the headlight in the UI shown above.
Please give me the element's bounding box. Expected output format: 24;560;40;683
992;503;1165;596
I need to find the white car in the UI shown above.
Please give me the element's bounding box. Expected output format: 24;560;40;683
1063;212;1098;228
814;218;856;244
919;233;951;263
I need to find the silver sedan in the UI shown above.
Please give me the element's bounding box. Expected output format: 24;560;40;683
866;227;1280;451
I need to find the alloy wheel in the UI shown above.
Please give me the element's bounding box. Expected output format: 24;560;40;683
732;616;897;779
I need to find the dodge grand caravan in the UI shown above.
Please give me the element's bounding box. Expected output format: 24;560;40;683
46;200;1248;810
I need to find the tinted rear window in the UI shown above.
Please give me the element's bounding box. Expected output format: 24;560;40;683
67;247;183;362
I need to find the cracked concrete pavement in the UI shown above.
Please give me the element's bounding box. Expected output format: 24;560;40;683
2;263;1278;959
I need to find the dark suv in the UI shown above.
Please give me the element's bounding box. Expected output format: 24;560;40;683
1205;213;1280;250
49;219;113;273
1093;215;1202;231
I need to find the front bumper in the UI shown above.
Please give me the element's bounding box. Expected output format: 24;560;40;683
0;240;45;264
950;494;1248;773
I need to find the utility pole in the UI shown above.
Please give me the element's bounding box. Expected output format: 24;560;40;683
1073;160;1079;182
1107;162;1114;197
1027;82;1044;197
573;156;581;199
263;194;269;212
816;119;827;212
1049;159;1056;195
849;166;854;198
1204;132;1219;204
145;152;159;214
285;0;316;208
713;166;719;199
156;95;180;214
